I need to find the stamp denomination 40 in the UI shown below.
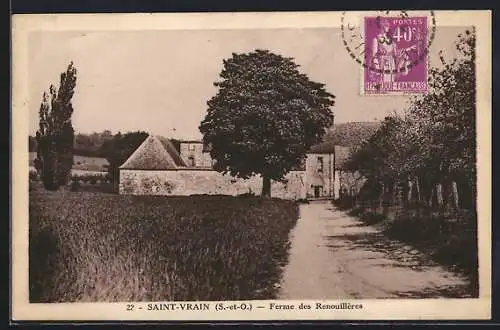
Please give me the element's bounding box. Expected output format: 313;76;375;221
341;11;435;96
364;16;428;95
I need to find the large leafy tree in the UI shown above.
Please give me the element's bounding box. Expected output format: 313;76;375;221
199;49;335;197
35;62;77;190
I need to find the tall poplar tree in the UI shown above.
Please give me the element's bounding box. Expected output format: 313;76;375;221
35;62;77;190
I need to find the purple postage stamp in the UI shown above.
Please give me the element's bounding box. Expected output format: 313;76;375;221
363;16;428;95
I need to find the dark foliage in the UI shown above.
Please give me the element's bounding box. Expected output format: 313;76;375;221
99;131;149;192
35;62;77;190
70;180;81;192
333;30;478;294
345;29;477;212
200;49;335;197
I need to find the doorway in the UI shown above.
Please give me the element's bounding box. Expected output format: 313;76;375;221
314;186;323;198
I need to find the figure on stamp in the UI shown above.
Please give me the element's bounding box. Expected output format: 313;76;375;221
369;20;418;83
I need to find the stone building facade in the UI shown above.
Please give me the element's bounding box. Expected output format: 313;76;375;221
119;134;352;200
179;140;213;168
305;143;353;199
119;169;307;200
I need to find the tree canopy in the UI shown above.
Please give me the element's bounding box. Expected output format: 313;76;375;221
345;29;476;210
199;49;335;197
35;62;77;190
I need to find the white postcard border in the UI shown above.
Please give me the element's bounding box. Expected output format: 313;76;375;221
11;10;492;321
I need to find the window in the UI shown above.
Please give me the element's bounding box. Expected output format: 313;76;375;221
317;156;324;172
188;156;196;167
188;144;196;151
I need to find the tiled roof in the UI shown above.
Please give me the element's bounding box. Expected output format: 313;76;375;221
119;135;187;170
322;121;381;147
157;136;187;167
309;122;381;153
333;146;352;170
308;140;337;154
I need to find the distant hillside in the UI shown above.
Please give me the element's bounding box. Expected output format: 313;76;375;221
323;122;381;148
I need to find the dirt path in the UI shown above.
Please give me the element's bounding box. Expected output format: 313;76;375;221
278;201;472;299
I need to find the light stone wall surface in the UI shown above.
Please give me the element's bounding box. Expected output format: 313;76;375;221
119;169;307;200
179;142;205;167
179;142;216;168
304;153;335;198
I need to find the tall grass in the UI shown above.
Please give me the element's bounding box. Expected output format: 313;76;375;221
29;190;298;302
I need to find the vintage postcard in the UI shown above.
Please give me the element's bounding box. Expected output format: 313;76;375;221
11;10;491;321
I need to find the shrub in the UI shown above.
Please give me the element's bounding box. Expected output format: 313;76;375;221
347;207;364;217
70;180;80;192
70;171;108;184
357;207;478;285
341;201;478;291
29;169;39;182
333;196;357;210
238;192;255;197
359;211;386;225
29;181;39;191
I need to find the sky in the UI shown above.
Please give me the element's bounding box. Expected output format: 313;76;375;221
28;26;464;140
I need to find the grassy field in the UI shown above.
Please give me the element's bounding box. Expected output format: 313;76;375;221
29;185;299;302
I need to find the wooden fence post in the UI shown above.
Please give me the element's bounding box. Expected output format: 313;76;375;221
451;181;459;209
429;187;434;208
407;179;413;204
415;176;421;204
436;183;444;206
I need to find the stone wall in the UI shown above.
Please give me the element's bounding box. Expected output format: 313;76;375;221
333;170;341;199
305;153;335;198
119;169;307;200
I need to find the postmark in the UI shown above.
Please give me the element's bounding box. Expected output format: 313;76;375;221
341;11;436;95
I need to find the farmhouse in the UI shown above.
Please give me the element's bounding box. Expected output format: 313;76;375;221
118;123;378;200
118;135;307;199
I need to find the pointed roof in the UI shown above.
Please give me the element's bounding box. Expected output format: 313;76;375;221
119;135;187;170
156;136;186;167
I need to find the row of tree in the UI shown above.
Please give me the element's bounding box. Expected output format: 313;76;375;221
345;29;476;212
30;130;135;158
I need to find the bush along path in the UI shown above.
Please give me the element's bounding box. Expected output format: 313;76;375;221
278;201;474;299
